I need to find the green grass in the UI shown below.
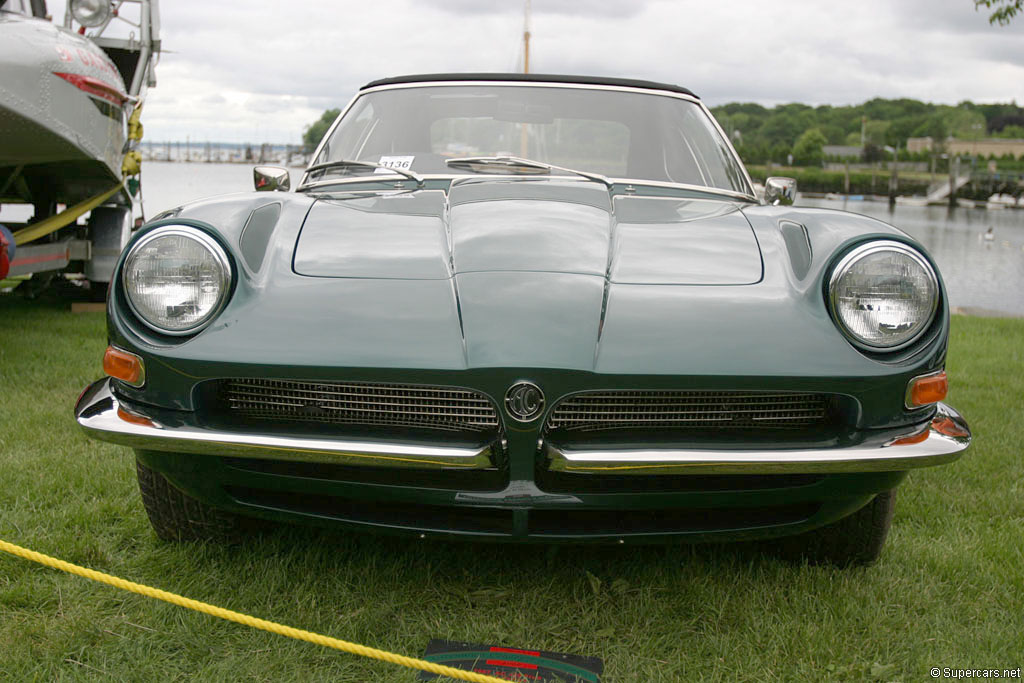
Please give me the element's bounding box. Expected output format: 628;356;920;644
1;294;1022;681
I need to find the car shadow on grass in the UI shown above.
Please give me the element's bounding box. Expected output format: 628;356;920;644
152;521;845;613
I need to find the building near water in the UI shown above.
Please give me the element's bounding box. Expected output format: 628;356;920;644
908;136;1024;158
824;145;864;160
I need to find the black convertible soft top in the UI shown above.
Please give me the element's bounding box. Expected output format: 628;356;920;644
360;73;698;99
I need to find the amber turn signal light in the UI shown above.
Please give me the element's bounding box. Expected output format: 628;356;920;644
103;346;145;388
906;370;947;408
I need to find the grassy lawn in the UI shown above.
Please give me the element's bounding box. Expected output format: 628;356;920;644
1;295;1021;681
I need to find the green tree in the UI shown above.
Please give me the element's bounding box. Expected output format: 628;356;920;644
713;96;1019;162
975;0;1022;24
863;120;891;146
945;106;987;140
792;128;828;166
994;124;1024;138
820;124;846;145
302;108;340;153
760;105;816;147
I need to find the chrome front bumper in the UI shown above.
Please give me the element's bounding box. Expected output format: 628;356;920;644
546;402;971;475
77;378;970;476
75;378;499;470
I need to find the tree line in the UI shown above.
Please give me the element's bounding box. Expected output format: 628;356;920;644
711;99;1024;166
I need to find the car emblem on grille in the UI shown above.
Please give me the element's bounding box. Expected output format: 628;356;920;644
505;381;545;422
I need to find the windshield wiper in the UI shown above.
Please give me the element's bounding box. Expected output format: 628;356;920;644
445;156;611;189
299;160;424;190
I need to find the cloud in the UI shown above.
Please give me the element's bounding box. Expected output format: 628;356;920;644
44;0;1024;142
431;0;648;18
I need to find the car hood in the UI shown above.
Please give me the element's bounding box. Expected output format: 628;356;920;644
278;180;761;371
294;179;763;285
130;182;928;380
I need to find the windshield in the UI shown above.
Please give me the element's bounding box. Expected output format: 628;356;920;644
312;84;751;195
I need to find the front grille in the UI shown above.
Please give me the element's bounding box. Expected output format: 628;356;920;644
546;390;832;433
218;378;499;433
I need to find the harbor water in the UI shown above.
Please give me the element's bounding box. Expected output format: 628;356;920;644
139;162;1024;318
798;197;1024;318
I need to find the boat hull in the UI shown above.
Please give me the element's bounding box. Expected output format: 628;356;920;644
0;11;127;205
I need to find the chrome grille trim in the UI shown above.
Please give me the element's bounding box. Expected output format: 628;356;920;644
546;391;830;432
220;379;499;433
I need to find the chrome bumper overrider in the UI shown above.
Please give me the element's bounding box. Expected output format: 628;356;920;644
545;402;971;475
75;378;498;470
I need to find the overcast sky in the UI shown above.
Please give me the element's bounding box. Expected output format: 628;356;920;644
52;0;1024;143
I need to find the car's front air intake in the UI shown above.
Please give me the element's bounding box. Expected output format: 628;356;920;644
217;378;499;433
546;390;833;432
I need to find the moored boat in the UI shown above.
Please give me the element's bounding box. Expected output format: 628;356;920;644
0;0;159;288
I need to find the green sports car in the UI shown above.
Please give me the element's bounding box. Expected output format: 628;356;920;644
75;74;971;566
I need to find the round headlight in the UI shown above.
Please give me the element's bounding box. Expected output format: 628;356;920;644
122;227;231;335
71;0;112;28
829;241;938;351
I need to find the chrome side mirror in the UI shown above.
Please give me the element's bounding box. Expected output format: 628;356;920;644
253;166;290;192
764;177;796;206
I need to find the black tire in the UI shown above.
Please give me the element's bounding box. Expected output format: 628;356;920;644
136;459;253;542
779;490;897;567
19;271;55;299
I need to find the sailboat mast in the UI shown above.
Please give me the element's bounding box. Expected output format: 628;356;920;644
520;0;531;157
523;0;531;74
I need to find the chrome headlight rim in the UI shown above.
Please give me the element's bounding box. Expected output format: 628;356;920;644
121;225;233;337
828;240;940;353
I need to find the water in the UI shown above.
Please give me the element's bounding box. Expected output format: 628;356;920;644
138;162;1024;317
140;161;305;217
798;197;1024;317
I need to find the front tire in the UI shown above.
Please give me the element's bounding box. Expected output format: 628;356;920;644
781;490;897;567
136;459;252;541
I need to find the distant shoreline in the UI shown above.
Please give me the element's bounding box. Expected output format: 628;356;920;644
951;306;1023;318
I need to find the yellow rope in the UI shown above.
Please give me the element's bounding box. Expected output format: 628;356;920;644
11;184;123;246
0;538;505;683
12;102;144;247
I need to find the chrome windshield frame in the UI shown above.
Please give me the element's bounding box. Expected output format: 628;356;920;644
303;80;758;201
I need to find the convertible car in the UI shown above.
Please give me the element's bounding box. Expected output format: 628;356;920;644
75;74;971;565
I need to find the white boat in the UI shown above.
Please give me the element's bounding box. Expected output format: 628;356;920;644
986;193;1018;210
0;0;159;289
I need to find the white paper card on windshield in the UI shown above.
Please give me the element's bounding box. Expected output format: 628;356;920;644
375;156;415;173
